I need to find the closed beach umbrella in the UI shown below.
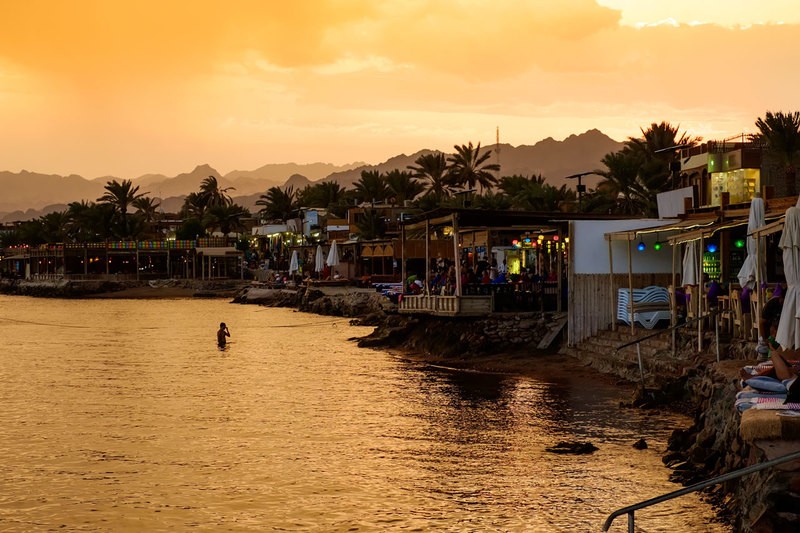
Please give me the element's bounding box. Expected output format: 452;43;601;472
315;245;325;272
681;240;699;286
737;196;765;289
776;204;800;349
327;240;340;267
289;250;299;275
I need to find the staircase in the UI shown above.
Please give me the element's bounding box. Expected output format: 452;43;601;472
560;327;699;386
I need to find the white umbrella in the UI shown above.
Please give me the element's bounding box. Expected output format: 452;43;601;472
327;240;340;267
315;245;325;272
776;204;800;350
289;250;299;275
681;241;699;286
737;196;765;289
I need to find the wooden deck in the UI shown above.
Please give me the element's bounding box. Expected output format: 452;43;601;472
398;294;493;316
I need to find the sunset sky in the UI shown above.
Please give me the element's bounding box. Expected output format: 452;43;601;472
2;0;800;179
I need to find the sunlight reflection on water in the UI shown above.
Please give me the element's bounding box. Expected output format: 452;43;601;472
0;296;729;532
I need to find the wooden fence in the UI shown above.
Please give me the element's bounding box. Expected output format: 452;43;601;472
567;273;673;346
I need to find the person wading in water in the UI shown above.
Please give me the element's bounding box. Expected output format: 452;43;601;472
217;322;231;348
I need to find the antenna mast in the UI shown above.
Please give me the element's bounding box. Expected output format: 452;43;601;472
495;126;501;176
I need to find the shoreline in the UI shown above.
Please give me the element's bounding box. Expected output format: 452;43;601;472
6;278;792;529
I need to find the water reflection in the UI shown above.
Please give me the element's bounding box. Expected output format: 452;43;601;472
0;296;729;532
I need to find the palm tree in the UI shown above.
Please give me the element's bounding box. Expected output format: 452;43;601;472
180;192;209;220
597;150;652;216
471;191;512;210
133;196;162;239
97;179;147;238
407;152;451;202
200;175;235;207
38;211;71;243
384;169;424;206
447;142;500;193
505;177;576;212
297;182;345;209
203;203;250;236
627;121;698;193
256;186;297;222
353;170;388;205
754;111;800;196
354;209;387;240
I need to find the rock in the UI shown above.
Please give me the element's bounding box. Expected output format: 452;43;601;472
545;441;598;455
632;438;648;450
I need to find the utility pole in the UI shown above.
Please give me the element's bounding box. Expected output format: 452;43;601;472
565;171;596;212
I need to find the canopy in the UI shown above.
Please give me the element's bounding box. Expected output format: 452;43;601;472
776;203;800;350
315;245;325;272
327;240;340;267
681;240;699;286
737;197;765;289
289;250;299;275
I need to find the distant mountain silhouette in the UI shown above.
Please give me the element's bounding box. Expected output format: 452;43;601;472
0;130;623;222
320;130;621;189
0;171;105;213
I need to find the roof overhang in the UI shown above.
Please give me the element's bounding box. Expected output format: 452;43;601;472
666;217;749;245
605;218;717;242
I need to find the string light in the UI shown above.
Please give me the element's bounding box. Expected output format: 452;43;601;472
637;239;646;251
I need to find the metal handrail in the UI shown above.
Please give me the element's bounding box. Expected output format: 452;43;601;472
614;309;720;353
602;450;800;531
615;309;723;389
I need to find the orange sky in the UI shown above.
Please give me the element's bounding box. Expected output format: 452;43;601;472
2;0;800;178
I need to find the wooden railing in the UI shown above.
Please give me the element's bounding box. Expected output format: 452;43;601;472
398;294;493;316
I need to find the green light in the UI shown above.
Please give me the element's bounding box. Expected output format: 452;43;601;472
735;239;746;248
654;241;662;251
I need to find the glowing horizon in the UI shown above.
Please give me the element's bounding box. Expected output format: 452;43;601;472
1;0;799;178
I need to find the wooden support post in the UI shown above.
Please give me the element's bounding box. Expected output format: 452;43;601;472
627;237;634;335
608;235;615;332
425;220;430;295
452;213;462;299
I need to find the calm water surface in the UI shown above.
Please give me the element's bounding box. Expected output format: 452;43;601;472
0;296;729;532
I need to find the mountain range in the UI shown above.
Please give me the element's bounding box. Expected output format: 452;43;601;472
0;129;622;223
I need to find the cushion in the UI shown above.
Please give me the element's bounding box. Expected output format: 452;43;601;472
745;376;788;393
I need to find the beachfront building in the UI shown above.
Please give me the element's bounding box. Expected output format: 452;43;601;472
677;139;762;208
396;208;630;317
0;238;245;281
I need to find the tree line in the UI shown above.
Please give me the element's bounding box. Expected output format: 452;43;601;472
3;111;800;247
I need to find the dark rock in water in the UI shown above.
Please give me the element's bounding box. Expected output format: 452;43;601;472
632;438;648;450
545;441;598;455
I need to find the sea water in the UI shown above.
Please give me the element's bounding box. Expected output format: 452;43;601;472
0;296;730;532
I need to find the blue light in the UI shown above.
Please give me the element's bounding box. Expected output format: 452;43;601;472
637;241;646;251
707;243;718;253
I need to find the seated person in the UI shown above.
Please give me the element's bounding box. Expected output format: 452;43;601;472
491;270;507;284
757;284;785;359
410;279;423;294
703;274;722;308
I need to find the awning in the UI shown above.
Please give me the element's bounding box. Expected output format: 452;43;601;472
1;254;26;261
605;218;717;241
749;214;791;238
361;245;374;257
666;217;749;245
196;247;240;257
